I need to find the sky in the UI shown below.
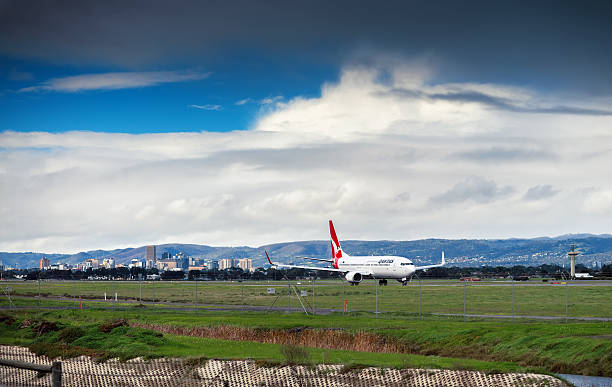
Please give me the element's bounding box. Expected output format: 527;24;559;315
1;0;612;253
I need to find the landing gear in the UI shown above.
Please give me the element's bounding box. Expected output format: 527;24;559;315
378;279;388;286
402;281;408;286
350;282;358;286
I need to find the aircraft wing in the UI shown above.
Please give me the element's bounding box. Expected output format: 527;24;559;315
266;251;344;272
274;263;344;272
414;251;446;271
296;256;333;263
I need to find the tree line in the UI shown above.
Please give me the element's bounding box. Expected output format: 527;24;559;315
1;263;611;281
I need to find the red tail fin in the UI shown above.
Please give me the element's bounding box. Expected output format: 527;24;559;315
265;250;272;265
329;220;342;268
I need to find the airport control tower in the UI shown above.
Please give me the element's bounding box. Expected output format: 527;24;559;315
568;244;579;278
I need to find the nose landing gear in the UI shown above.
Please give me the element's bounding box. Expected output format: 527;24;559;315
378;279;388;286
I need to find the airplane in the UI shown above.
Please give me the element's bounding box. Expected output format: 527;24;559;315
266;220;445;286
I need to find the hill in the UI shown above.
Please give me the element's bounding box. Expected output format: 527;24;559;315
2;235;612;269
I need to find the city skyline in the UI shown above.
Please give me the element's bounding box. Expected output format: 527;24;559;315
1;1;612;253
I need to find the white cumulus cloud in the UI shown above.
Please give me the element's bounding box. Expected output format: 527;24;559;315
2;63;612;253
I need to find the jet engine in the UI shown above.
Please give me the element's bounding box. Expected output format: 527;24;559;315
345;272;363;284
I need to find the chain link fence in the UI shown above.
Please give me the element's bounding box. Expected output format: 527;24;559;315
1;277;611;322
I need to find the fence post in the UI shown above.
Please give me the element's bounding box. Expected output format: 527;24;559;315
512;277;515;321
51;361;61;387
418;276;422;320
241;280;244;311
195;277;198;311
112;281;115;311
153;279;156;312
342;278;345;317
376;279;379;318
287;281;291;309
463;279;466;322
38;276;41;312
565;280;569;323
139;274;142;304
312;277;315;316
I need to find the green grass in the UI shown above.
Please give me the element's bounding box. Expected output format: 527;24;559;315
3;279;611;318
1;308;611;376
0;311;531;374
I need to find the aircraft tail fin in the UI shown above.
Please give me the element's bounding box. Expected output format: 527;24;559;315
329;220;348;268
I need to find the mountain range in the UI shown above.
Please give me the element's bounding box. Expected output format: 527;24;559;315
1;234;611;269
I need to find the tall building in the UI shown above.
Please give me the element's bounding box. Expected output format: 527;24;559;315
238;258;253;272
161;252;171;260
145;245;156;261
219;258;234;270
39;257;50;269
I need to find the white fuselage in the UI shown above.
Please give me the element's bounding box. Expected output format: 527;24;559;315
337;256;415;280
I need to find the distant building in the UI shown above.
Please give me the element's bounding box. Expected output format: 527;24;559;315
156;260;177;271
102;258;115;269
40;257;50;270
219;258;234;270
146;259;154;269
188;266;206;272
161;252;171;260
84;259;100;270
145;245;156;261
238;258;253;272
209;260;219;270
129;258;147;268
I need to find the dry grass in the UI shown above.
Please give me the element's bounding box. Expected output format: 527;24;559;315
130;322;408;354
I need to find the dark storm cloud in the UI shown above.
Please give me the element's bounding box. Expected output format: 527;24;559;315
381;88;612;116
1;0;611;91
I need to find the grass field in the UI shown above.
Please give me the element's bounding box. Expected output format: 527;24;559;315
1;308;610;377
2;279;612;318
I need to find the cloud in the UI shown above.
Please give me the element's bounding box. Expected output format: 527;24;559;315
1;1;612;93
19;70;209;93
429;177;514;206
524;185;560;201
2;63;612;252
235;98;251;105
451;147;557;163
260;96;283;105
189;104;222;111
